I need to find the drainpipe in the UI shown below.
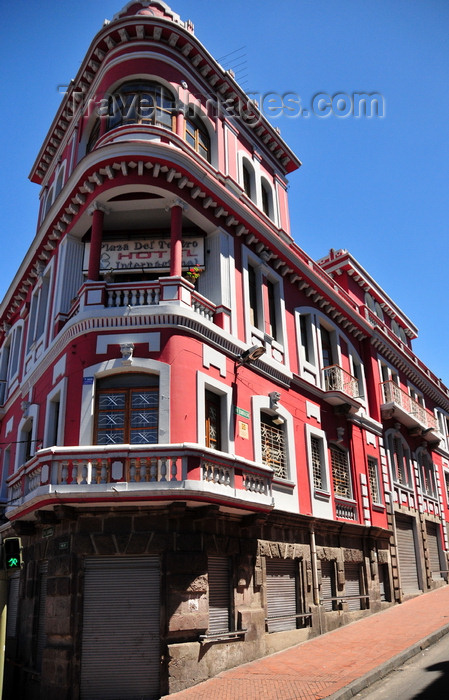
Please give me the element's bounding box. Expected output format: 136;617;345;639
310;527;322;635
310;527;320;605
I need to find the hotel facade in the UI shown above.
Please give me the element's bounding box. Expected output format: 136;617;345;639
1;2;449;698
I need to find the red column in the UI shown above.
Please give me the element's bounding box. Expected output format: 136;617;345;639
169;202;184;276
176;110;184;138
88;204;107;281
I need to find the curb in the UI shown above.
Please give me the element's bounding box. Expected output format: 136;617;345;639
325;622;449;700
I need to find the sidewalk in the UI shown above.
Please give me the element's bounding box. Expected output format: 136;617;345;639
164;585;449;700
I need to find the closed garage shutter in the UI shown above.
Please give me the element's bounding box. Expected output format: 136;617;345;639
208;556;230;635
6;573;20;638
81;557;160;700
321;560;335;612
396;516;421;594
266;559;297;632
345;563;362;611
36;562;48;671
426;522;442;579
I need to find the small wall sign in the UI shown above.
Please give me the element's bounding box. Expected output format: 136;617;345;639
234;406;250;419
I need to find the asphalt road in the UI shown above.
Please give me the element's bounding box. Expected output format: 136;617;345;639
353;632;449;700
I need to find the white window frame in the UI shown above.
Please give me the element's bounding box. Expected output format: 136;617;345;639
0;321;24;402
305;424;331;497
260;175;277;223
329;442;353;500
296;307;367;406
367;455;382;505
416;446;437;499
43;378;67;448
252;395;295;483
385;428;413;489
242;247;287;365
436;409;449;453
80;358;170;445
408;382;425;407
26;264;53;355
15;403;39;471
305;424;333;520
196;372;234;454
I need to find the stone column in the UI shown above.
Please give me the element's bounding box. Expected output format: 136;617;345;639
87;202;109;281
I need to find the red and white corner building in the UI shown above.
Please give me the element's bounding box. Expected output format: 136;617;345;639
0;2;448;698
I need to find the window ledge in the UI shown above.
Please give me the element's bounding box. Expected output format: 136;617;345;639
272;477;295;491
314;489;331;502
199;629;247;644
372;503;385;512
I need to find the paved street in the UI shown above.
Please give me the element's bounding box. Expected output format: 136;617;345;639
354;632;449;700
164;586;449;700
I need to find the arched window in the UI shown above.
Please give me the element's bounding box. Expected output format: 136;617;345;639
107;81;176;131
94;373;159;445
242;162;252;198
416;448;436;498
86;120;100;153
261;178;274;220
387;431;412;487
185;116;210;161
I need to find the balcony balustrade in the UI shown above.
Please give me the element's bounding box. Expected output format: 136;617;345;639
380;380;438;437
6;444;274;518
322;364;361;412
66;277;219;326
334;497;358;521
323;364;360;397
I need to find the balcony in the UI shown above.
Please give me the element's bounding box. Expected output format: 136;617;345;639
62;276;232;331
322;364;362;413
6;444;274;520
380;381;439;440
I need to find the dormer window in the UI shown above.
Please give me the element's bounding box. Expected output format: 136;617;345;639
107;81;176;131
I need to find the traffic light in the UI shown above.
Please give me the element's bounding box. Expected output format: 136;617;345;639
3;537;22;571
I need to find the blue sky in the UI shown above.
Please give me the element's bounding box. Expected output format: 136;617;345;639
1;1;448;382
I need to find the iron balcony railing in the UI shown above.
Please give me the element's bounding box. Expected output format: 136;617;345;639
323;364;360;399
380;380;437;431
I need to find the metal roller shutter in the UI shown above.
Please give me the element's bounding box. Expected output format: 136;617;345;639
81;557;160;700
396;516;421;593
266;559;297;632
426;522;442;579
208;556;230;634
321;560;335;612
36;562;48;671
6;573;20;638
345;563;362;611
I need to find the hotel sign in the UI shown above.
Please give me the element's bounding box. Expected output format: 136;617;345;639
83;237;204;273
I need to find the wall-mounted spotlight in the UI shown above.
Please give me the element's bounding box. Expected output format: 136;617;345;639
238;344;266;365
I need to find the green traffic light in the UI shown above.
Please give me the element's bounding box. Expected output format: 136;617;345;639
3;538;22;570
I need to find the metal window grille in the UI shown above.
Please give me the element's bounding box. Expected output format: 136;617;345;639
261;416;287;479
392;435;409;486
330;444;351;498
367;456;380;503
418;453;436;497
310;435;323;490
